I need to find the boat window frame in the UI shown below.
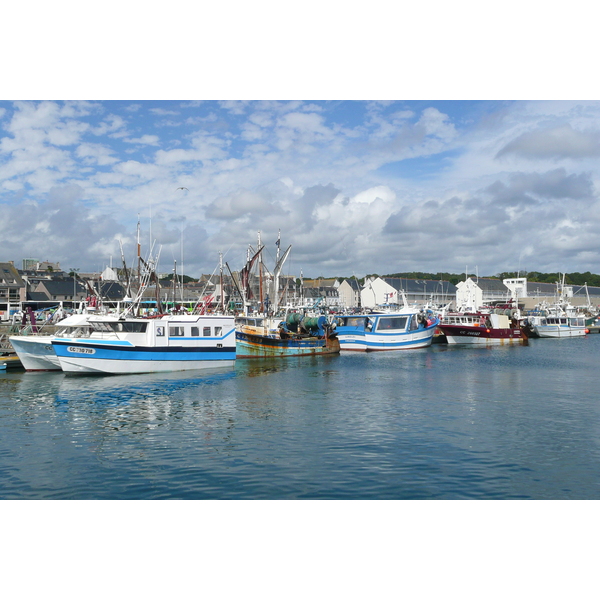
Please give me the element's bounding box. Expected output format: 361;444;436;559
375;316;408;331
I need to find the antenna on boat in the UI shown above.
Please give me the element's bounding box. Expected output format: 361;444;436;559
180;225;184;304
137;214;141;291
219;252;225;314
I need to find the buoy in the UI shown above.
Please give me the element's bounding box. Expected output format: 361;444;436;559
585;329;590;334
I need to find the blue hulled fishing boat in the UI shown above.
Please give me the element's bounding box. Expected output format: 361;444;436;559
334;308;439;351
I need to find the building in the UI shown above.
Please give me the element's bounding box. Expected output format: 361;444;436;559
301;285;342;310
22;258;38;271
337;278;362;309
360;277;457;308
455;277;513;310
34;278;87;302
0;262;27;320
36;260;61;272
302;278;337;289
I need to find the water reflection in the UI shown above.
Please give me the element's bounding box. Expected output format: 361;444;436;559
1;337;600;498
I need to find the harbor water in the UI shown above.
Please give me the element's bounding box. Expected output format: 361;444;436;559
1;335;600;499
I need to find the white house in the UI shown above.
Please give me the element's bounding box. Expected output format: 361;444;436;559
455;277;513;310
360;277;399;307
101;266;119;281
503;277;528;299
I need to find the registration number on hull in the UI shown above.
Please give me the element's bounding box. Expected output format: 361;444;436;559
67;346;96;355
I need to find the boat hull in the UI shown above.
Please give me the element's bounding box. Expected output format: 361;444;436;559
437;324;526;345
336;317;439;352
9;335;61;371
52;339;236;374
533;327;587;338
236;331;340;358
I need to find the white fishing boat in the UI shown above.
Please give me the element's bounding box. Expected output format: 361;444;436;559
522;275;590;338
334;307;439;351
9;313;96;371
527;314;588;338
51;313;236;374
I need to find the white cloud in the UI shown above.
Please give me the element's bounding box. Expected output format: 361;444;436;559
351;186;396;204
90;114;128;137
497;124;600;159
149;108;179;116
76;143;119;165
416;107;457;141
124;134;161;146
2;100;600;278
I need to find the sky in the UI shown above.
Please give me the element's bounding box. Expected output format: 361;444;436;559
3;99;600;280
2;3;599;282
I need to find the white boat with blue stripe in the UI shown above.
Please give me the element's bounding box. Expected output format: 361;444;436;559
334;308;439;351
52;314;236;374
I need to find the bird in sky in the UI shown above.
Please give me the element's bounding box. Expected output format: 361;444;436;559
176;187;189;191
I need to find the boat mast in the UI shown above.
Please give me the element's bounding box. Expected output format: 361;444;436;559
219;252;225;314
137;214;141;292
119;239;132;299
172;260;177;308
272;232;292;315
258;231;264;313
180;227;184;304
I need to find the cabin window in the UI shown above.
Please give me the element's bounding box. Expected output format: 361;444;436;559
191;327;200;336
214;326;222;337
376;316;408;331
341;317;363;327
203;327;211;336
169;326;185;337
103;322;148;333
156;326;165;336
91;322;114;333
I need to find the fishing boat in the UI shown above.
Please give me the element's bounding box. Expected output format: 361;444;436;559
334;307;439;351
521;297;589;338
436;312;527;345
236;313;340;358
230;231;340;358
51;313;236;374
525;313;588;338
521;275;591;338
9;313;96;371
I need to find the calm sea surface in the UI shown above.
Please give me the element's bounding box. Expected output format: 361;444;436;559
1;335;599;499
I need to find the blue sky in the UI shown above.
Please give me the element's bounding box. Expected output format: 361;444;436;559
2;5;599;281
2;99;600;280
